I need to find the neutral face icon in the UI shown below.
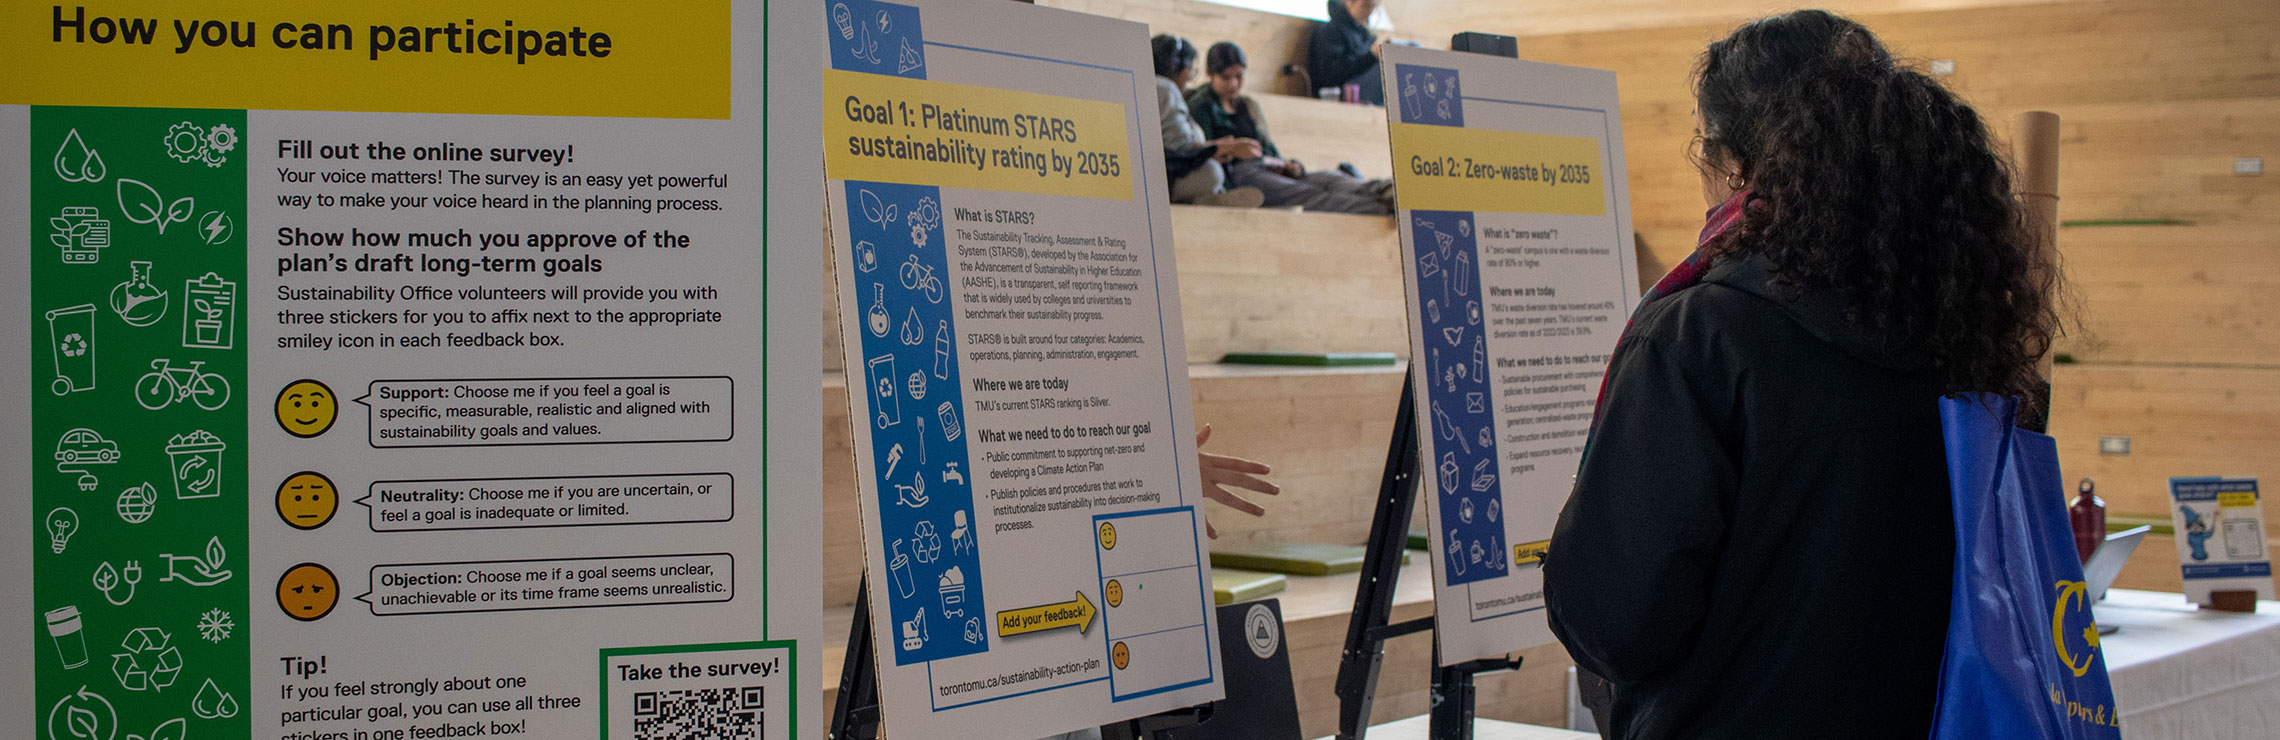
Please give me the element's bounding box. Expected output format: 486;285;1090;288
276;563;339;621
276;380;337;438
1105;579;1124;608
276;472;338;530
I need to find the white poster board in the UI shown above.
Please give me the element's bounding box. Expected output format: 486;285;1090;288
4;2;821;738
823;0;1224;736
1380;46;1641;664
2168;477;2275;601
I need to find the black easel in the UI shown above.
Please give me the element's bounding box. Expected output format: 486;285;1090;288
829;576;881;740
1334;378;1522;740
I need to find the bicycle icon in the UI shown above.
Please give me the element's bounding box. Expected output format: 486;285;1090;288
136;359;231;411
900;254;944;304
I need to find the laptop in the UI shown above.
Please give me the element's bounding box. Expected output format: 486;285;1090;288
2086;525;2152;605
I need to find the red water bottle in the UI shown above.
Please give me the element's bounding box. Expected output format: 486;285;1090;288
2070;478;2105;564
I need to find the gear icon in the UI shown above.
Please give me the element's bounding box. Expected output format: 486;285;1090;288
165;122;210;164
206;124;238;155
202;124;238;166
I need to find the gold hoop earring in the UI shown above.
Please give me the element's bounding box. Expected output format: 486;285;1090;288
1725;175;1746;190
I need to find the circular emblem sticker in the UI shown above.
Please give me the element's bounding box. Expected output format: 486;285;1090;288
1243;603;1280;660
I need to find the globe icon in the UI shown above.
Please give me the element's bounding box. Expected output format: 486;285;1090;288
116;483;156;524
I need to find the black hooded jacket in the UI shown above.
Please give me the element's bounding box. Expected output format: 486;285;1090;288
1545;255;1956;739
1307;1;1382;104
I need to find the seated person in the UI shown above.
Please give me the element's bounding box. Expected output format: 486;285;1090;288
1307;0;1386;105
1188;42;1394;214
1152;34;1265;208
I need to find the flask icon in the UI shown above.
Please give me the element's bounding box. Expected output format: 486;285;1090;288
109;261;168;327
867;283;892;337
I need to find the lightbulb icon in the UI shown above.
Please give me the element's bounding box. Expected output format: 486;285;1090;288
46;507;80;554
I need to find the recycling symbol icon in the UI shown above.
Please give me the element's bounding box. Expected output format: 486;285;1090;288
912;521;942;564
111;627;182;692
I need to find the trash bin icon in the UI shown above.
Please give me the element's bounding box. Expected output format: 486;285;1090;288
45;304;97;395
165;430;226;500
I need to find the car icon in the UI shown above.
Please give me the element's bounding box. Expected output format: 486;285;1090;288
55;428;119;464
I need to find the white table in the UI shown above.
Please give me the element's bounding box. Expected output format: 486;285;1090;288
1316;716;1596;740
2098;588;2280;739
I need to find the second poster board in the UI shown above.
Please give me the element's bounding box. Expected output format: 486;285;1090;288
821;0;1225;736
1380;46;1642;665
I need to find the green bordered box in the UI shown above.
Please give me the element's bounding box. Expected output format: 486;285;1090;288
600;640;796;740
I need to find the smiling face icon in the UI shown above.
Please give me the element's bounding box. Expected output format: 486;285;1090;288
276;563;338;621
275;380;336;438
276;472;338;530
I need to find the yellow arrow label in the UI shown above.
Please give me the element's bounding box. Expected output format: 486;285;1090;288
1513;540;1551;566
996;591;1097;637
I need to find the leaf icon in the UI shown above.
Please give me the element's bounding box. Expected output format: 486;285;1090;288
119;178;164;225
859;189;885;224
68;705;99;738
203;536;225;569
165;196;195;233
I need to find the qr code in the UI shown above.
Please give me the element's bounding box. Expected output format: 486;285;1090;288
633;686;766;740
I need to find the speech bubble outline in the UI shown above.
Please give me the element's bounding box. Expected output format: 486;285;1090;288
353;375;733;449
357;553;734;616
356;472;734;533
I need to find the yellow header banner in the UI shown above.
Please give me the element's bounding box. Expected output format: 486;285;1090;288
0;1;727;119
823;69;1132;200
1390;123;1606;216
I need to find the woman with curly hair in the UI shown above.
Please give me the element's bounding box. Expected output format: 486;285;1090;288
1543;10;2058;738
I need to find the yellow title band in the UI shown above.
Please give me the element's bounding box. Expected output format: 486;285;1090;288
823;69;1132;201
0;1;727;119
1391;123;1606;216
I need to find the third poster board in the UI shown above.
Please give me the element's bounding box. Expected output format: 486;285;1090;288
1381;46;1641;664
821;0;1224;736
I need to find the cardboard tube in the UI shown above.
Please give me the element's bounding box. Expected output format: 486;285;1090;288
2014;111;2060;377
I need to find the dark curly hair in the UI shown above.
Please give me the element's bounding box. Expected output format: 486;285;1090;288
1694;10;2056;405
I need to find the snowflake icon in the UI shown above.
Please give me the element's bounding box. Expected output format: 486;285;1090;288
197;608;234;643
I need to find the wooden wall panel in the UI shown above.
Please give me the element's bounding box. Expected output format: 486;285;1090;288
1172;205;1409;364
1393;0;2082;41
2049;364;2280;523
1251;93;1397;179
2055;222;2280;366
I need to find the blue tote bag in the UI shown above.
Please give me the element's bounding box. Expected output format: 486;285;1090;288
1931;394;2123;739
